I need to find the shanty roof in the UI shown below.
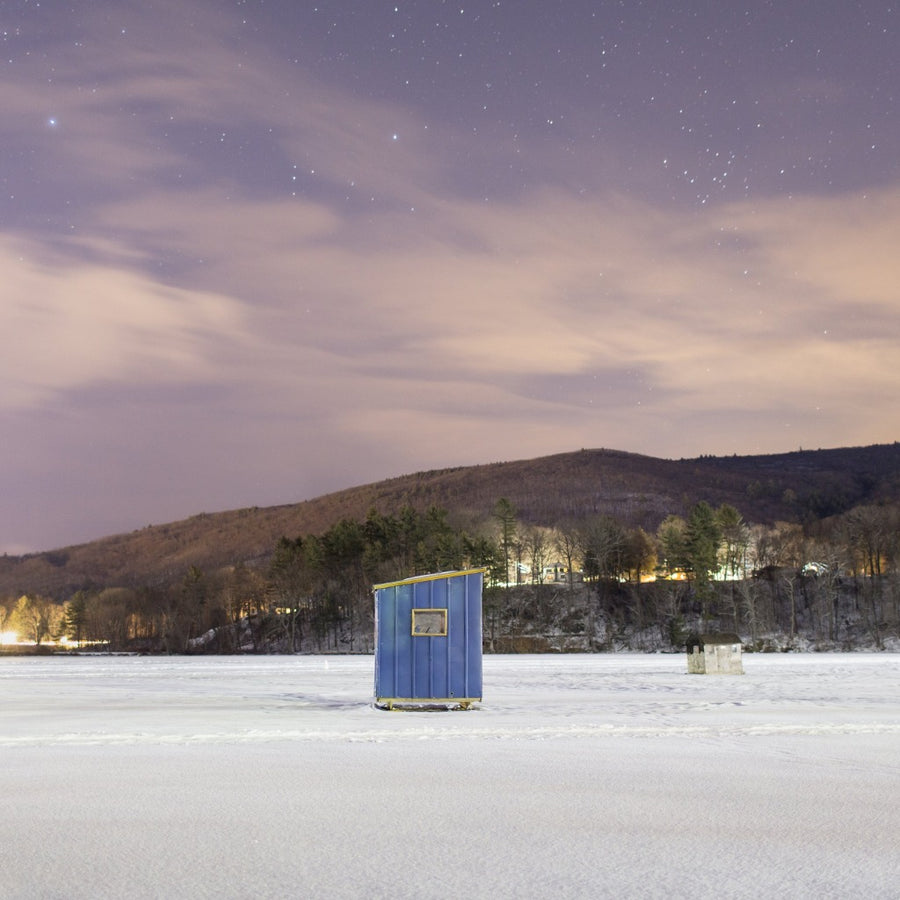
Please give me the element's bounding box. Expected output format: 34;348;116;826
685;632;742;650
372;567;487;592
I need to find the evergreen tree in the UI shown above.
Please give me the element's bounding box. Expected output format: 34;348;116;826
65;591;89;646
686;501;722;618
492;498;518;586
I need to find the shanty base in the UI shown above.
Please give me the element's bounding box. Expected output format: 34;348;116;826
374;697;480;711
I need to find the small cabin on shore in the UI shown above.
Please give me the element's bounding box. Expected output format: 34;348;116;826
686;633;744;675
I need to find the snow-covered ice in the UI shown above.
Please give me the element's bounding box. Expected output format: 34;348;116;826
1;653;898;898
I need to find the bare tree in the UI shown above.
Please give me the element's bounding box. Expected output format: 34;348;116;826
553;523;581;596
11;594;54;645
716;504;750;579
623;527;656;584
522;525;551;586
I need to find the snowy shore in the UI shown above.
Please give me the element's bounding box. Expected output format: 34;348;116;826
2;654;898;898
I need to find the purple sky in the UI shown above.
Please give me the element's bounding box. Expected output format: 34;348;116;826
2;1;898;554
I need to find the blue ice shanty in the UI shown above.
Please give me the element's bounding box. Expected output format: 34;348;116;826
374;568;485;710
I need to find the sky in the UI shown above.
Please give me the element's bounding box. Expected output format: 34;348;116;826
2;1;898;554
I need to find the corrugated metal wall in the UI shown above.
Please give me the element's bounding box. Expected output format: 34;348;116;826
374;569;484;706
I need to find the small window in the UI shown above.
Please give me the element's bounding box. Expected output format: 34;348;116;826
411;608;447;636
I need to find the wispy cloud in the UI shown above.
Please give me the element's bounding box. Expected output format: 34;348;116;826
2;0;898;551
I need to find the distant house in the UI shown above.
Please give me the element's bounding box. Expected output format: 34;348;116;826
686;633;744;675
542;562;567;583
541;562;583;584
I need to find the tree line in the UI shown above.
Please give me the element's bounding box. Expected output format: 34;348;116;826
2;498;898;652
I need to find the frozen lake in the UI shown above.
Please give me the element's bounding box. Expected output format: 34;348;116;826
2;653;898;898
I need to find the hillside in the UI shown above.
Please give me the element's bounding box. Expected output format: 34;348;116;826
2;442;899;599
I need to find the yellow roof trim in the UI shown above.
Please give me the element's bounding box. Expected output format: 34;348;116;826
372;567;487;592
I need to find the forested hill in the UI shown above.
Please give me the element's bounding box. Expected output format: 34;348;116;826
2;443;899;598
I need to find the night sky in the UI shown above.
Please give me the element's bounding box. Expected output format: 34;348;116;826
3;1;898;553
